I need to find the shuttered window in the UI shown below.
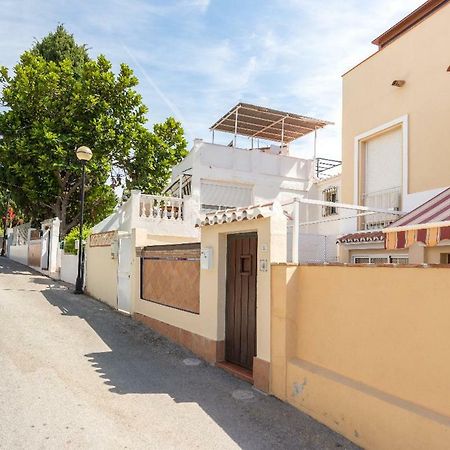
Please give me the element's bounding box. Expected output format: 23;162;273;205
200;181;252;212
364;127;402;195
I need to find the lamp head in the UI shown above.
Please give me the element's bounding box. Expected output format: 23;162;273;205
76;146;93;162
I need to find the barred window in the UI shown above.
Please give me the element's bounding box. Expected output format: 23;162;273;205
353;255;408;264
322;186;338;217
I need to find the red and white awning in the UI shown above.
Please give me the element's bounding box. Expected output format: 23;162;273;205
384;187;450;249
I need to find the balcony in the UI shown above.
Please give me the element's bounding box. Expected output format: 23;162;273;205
139;194;184;221
361;187;401;230
91;190;199;239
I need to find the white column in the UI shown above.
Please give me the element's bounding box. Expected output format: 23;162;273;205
292;199;300;264
130;190;141;227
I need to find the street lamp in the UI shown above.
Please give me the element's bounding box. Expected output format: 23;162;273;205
1;189;11;257
74;146;92;294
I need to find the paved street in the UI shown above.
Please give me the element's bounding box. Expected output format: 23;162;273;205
0;258;358;450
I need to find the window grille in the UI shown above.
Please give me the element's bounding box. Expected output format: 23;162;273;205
353;255;408;264
322;186;338;217
389;256;409;264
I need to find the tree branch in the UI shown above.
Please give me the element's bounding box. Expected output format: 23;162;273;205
64;214;81;233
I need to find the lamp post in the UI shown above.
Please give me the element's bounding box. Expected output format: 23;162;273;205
74;146;93;294
1;189;10;257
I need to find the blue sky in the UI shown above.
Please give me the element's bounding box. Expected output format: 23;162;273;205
1;0;424;159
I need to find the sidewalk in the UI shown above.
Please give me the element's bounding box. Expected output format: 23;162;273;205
0;258;358;449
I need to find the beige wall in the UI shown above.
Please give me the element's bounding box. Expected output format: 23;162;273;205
341;244;450;264
133;213;286;365
134;228;199;248
132;231;201;321
272;264;450;449
85;243;118;309
342;3;450;204
426;245;450;264
347;246;407;261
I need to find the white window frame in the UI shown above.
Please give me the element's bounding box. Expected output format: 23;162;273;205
322;185;338;217
352;254;409;264
353;115;408;206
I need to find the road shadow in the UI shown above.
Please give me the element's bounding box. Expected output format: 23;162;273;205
2;258;359;450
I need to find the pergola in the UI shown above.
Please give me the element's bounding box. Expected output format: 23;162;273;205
210;102;333;147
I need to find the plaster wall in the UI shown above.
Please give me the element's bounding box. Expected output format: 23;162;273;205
93;191;199;239
8;245;28;265
133;213;286;365
271;264;450;449
425;244;450;264
303;175;342;236
132;232;205;331
85;242;118;309
342;243;450;264
60;252;78;285
170;140;314;208
341;3;450;210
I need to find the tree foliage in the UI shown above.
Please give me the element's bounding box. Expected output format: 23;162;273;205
0;26;187;238
31;24;89;69
63;225;91;255
126;117;187;194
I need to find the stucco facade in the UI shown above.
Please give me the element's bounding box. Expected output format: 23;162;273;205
170;139;316;216
341;2;450;228
271;263;450;450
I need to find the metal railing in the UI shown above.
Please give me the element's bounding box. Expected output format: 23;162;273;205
139;194;184;221
362;187;401;229
11;222;31;245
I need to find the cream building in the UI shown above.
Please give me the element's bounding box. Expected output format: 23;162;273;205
338;0;450;263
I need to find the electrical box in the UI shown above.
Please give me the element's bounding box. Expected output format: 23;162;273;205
200;247;213;270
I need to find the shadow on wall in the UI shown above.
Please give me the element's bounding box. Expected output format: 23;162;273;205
0;258;359;450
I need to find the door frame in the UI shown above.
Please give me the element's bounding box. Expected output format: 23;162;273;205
117;233;132;314
225;231;258;371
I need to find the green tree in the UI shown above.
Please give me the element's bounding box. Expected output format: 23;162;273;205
31;24;89;69
0;26;187;237
126;117;188;194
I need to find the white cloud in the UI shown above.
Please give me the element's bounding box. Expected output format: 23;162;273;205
0;0;425;158
181;0;210;13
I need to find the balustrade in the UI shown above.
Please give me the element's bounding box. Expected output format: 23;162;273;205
139;195;184;221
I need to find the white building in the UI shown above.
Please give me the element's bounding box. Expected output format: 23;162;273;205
94;103;342;261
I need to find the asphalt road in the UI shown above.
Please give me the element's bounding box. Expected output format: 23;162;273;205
0;258;359;450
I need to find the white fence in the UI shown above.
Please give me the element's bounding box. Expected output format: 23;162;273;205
9;244;28;265
60;252;78;284
287;226;338;264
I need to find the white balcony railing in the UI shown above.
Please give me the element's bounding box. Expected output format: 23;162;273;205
362;187;401;230
139;194;184;221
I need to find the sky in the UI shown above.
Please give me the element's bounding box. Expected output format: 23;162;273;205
0;0;425;160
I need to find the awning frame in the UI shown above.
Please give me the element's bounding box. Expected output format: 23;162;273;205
210;103;333;146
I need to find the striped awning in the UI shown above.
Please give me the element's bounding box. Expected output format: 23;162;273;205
383;187;450;249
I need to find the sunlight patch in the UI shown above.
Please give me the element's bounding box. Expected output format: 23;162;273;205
231;389;254;401
183;358;201;366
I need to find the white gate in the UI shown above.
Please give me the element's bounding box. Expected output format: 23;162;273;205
117;235;132;314
41;228;50;270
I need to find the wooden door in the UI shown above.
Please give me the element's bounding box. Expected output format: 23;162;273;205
225;232;257;370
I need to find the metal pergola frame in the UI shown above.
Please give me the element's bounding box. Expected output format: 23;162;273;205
210;103;333;147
